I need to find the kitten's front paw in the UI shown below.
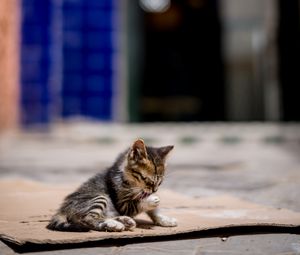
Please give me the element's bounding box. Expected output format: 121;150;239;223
99;219;125;232
141;195;160;211
114;216;136;231
155;215;177;227
147;195;160;208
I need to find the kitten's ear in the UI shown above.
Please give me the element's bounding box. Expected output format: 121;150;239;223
158;145;174;160
129;139;148;161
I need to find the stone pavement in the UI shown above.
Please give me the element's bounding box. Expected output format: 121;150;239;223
1;122;300;254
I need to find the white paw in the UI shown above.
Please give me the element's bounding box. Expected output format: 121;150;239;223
141;195;160;211
146;195;160;207
115;216;136;230
99;219;125;232
155;215;177;227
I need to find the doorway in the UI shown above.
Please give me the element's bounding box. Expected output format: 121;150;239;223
127;0;225;122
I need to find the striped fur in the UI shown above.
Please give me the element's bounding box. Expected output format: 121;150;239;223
47;139;177;232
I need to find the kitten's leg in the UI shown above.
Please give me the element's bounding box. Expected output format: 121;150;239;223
114;216;136;231
141;195;177;227
98;219;125;232
140;194;160;211
147;209;178;227
82;213;125;232
78;195;126;232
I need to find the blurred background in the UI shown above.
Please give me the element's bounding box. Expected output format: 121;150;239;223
1;2;300;253
1;0;300;131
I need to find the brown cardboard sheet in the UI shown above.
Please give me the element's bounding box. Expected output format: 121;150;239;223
0;179;299;247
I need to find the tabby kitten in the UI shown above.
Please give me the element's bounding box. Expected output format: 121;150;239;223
47;139;177;232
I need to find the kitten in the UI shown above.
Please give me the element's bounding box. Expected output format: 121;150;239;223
47;139;177;232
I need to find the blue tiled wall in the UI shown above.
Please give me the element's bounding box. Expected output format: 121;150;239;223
21;0;52;124
62;0;114;120
20;0;115;124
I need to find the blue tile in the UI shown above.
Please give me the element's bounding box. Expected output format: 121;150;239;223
63;9;83;29
63;49;83;71
62;97;82;116
22;82;50;100
86;0;112;8
63;0;84;8
86;9;112;29
21;46;43;64
86;31;112;50
86;53;105;70
21;83;42;101
20;103;50;126
63;74;83;93
86;75;106;93
21;69;41;83
22;3;50;24
84;96;111;119
64;30;83;48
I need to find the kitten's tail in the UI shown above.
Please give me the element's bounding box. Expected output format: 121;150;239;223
47;213;88;232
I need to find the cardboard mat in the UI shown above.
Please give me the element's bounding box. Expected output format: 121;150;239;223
0;180;300;247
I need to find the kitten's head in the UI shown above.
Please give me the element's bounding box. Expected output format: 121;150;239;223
124;139;173;200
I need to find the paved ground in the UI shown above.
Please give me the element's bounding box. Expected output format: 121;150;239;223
1;122;300;254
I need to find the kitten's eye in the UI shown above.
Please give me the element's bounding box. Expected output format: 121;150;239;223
139;174;147;181
131;169;146;181
144;178;154;187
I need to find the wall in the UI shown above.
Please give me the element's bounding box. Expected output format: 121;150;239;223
0;0;20;132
